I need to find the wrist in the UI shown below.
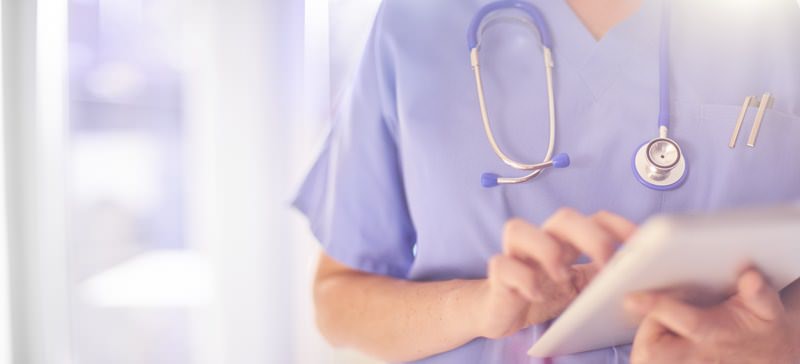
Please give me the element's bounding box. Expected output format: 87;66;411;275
450;279;491;339
769;314;800;364
788;316;800;363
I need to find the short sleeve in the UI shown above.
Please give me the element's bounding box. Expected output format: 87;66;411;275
292;5;416;279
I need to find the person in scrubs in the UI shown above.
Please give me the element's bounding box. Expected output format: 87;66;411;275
293;0;800;362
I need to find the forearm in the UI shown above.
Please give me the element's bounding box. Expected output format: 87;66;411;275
780;278;800;360
314;264;486;362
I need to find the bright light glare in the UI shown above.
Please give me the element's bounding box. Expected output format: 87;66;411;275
72;133;159;212
81;250;215;307
696;0;769;18
0;5;12;364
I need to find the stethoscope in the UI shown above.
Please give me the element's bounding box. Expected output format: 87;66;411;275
468;0;688;191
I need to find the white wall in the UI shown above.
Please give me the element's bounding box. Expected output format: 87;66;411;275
3;0;71;363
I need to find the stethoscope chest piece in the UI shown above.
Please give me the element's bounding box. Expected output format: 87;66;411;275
633;136;688;190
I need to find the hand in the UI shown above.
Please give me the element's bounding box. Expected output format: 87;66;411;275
627;269;800;364
479;208;637;339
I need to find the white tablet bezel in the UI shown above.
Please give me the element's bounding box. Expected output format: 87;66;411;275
528;205;800;357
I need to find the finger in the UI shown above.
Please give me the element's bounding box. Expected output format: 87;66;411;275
488;255;542;302
543;208;619;265
632;317;692;364
737;268;784;321
591;210;638;242
571;264;598;292
626;293;707;341
502;218;578;282
633;316;670;349
623;294;649;324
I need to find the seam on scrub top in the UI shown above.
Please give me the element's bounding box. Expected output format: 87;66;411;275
369;3;402;145
587;63;626;102
571;59;633;103
702;104;800;124
549;48;599;103
611;345;620;363
572;68;600;103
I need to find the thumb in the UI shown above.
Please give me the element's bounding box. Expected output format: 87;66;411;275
627;293;706;341
737;269;784;321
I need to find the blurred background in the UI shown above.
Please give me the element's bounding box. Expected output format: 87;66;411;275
0;0;382;363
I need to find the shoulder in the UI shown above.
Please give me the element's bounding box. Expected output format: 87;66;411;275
373;0;480;46
674;0;800;62
377;0;469;24
675;0;800;37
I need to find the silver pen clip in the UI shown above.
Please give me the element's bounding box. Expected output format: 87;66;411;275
747;93;773;148
729;96;755;149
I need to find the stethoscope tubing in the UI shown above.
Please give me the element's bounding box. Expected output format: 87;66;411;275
468;1;559;187
469;47;557;172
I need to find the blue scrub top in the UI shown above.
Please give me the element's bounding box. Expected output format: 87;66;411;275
294;0;800;362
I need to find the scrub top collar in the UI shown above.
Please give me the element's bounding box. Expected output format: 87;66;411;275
541;0;662;99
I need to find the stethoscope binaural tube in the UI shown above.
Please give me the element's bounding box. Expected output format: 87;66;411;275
468;1;570;188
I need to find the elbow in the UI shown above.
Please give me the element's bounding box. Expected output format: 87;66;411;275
313;275;348;348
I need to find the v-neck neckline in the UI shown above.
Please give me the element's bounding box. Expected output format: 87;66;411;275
540;0;661;100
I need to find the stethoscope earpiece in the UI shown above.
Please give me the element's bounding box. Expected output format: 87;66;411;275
481;173;500;188
481;153;570;188
551;153;570;168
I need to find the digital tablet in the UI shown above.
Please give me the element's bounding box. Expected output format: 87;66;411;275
528;204;800;357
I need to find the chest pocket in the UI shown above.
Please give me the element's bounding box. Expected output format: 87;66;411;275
663;104;800;212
